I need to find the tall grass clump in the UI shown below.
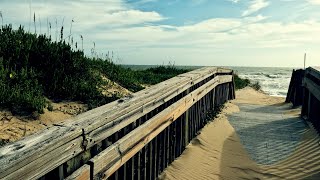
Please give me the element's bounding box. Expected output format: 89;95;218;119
234;74;250;90
234;74;261;91
250;82;261;91
0;25;114;115
0;24;189;116
136;65;189;85
0;57;46;114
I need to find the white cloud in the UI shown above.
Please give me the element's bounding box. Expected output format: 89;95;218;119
1;0;319;67
242;0;270;16
307;0;320;5
85;15;320;67
87;14;320;50
1;0;164;30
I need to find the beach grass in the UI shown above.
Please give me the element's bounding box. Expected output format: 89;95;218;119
0;24;188;116
0;23;258;117
234;74;261;90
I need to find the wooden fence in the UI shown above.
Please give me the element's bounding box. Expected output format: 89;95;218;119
301;67;320;133
0;67;235;180
286;69;305;107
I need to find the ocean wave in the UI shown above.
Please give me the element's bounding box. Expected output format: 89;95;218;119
234;66;292;98
242;73;290;79
265;74;279;79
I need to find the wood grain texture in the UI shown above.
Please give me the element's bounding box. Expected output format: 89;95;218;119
0;67;233;180
0;126;82;179
89;75;232;178
66;164;91;180
304;77;320;102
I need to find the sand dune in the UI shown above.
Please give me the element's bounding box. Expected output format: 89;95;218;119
160;87;320;180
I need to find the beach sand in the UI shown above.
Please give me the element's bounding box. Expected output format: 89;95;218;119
0;101;85;142
160;87;320;180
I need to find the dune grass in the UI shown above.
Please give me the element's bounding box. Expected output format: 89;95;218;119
234;74;261;91
0;23;259;117
0;24;189;116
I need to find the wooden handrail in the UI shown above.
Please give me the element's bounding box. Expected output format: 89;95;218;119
301;67;320;134
0;67;235;180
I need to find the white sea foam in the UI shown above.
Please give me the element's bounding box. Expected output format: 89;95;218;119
231;66;295;97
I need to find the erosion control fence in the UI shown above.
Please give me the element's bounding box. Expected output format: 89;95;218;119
286;69;305;107
301;67;320;133
0;67;235;180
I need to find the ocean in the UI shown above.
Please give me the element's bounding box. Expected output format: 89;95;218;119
122;65;296;97
231;66;294;97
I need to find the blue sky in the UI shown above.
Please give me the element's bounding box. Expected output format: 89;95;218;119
1;0;320;67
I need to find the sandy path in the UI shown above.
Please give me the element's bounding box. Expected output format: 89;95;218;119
159;102;266;180
160;87;320;180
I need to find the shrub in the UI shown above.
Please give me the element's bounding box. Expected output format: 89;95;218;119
250;81;261;91
137;65;189;85
234;74;250;90
0;58;46;115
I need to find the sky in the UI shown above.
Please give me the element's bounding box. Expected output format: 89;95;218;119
0;0;320;67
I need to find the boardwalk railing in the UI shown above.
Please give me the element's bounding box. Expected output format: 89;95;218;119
286;69;305;106
0;67;235;180
301;67;320;132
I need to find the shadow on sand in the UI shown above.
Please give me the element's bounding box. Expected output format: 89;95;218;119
160;102;320;180
221;103;320;179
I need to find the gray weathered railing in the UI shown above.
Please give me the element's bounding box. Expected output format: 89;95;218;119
301;67;320;133
0;67;235;180
286;69;305;106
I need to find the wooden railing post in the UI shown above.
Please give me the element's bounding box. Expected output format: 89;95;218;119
185;88;190;147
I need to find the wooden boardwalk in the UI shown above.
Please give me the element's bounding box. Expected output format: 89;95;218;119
1;66;319;179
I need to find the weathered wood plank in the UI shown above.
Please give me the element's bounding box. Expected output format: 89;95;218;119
0;126;82;179
61;67;225;128
308;67;320;81
304;77;320;102
116;75;231;153
0;67;233;180
65;164;91;180
84;70;230;145
3;136;83;180
89;75;232;178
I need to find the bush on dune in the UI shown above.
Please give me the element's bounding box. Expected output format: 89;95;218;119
0;25;115;114
0;25;189;116
137;65;189;85
234;73;261;91
234;74;250;90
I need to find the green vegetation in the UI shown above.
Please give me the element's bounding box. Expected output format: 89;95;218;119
234;74;261;91
0;24;188;116
0;23;263;118
93;61;188;92
250;82;261;91
234;74;250;90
